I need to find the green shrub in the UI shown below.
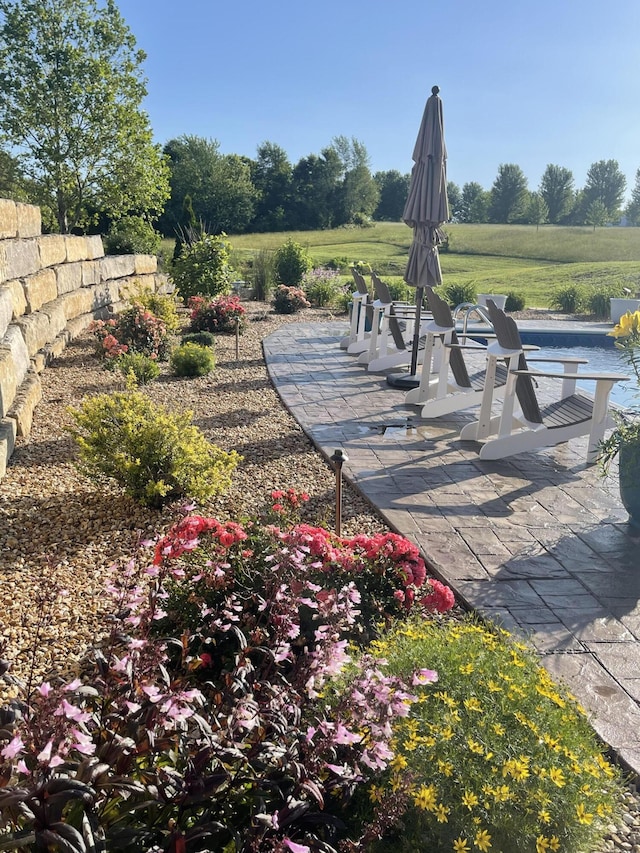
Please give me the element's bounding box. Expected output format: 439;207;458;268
181;330;215;348
274;238;311;286
302;267;341;307
133;286;181;332
327;256;350;271
586;284;625;319
68;390;240;508
505;290;526;312
552;284;585;313
439;280;477;308
361;616;623;853
113;352;160;385
103;215;161;256
272;284;310;314
172;233;233;301
385;279;414;303
336;289;354;314
170;342;216;377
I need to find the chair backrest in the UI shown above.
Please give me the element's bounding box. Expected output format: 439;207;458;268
371;272;393;304
424;287;471;389
485;300;542;424
387;304;407;351
352;268;370;295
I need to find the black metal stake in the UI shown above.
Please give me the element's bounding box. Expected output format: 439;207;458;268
235;318;240;360
330;449;349;536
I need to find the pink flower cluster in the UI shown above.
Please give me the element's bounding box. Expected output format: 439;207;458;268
89;318;128;360
188;293;247;334
0;498;453;851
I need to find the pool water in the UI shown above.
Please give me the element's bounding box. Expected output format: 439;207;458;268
535;346;639;410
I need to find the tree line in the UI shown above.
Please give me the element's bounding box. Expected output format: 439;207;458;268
448;162;640;229
1;0;639;239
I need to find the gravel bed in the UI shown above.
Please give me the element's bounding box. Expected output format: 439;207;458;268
0;302;638;851
0;304;386;693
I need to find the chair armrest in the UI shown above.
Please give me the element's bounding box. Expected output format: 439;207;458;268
447;342;488;350
526;356;589;366
509;368;630;382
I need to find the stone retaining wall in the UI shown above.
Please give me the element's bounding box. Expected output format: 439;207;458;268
0;197;169;478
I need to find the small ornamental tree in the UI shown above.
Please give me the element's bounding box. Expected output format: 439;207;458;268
171;233;233;300
274;237;312;286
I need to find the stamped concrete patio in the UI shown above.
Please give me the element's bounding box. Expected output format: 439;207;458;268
264;320;640;777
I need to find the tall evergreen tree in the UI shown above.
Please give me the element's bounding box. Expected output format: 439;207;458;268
489;164;528;223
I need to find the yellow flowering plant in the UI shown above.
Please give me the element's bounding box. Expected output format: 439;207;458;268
357;615;623;853
598;309;640;474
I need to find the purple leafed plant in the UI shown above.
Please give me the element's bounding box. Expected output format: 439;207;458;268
0;495;451;852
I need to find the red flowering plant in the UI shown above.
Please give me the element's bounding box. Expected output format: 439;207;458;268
187;293;247;335
88;317;128;361
0;496;452;852
89;301;171;363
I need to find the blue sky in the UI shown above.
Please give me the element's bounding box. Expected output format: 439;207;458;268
115;0;640;199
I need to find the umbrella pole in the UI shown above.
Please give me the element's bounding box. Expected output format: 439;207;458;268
410;288;423;377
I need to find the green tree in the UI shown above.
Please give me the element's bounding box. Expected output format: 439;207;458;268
459;182;489;223
526;192;549;229
373;169;410;221
539;164;574;224
250;141;292;232
331;136;379;225
582;159;626;223
584;198;608;230
290;148;342;229
0;0;169;233
446;181;462;222
489;164;528;223
0;147;25;200
625;169;640;226
162;135;256;235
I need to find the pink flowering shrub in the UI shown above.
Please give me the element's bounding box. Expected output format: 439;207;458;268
88;317;128;360
0;496;452;852
89;301;170;362
187;293;247;334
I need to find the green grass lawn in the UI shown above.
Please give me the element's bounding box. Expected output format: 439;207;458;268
163;222;640;309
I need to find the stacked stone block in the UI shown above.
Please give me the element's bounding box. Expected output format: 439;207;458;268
0;197;168;478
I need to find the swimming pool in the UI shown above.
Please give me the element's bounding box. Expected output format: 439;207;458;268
535;345;638;410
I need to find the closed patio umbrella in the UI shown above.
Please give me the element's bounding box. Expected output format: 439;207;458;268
388;85;449;389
